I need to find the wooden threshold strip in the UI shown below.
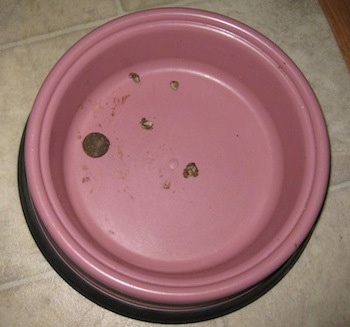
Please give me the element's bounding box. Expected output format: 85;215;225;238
319;0;350;70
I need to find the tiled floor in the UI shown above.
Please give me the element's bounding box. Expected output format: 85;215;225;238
1;0;349;326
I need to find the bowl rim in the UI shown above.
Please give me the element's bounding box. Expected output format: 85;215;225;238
18;131;321;322
23;7;330;309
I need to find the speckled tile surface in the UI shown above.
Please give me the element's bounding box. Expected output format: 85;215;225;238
1;1;349;326
0;0;118;44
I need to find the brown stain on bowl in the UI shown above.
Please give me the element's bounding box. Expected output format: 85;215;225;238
117;146;124;159
83;132;110;158
121;94;130;104
112;94;130;109
110;94;131;120
163;180;171;190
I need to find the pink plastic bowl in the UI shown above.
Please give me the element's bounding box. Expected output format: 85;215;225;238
22;8;329;322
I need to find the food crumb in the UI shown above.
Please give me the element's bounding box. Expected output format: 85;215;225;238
183;162;199;178
129;72;140;83
163;181;171;189
140;117;154;130
170;80;179;90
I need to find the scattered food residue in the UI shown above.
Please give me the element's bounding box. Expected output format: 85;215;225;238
110;94;131;119
183;162;199;178
129;72;140;83
82;132;110;158
117;146;124;159
121;94;130;104
140;117;154;130
112;94;130;108
170;80;179;90
163;181;171;190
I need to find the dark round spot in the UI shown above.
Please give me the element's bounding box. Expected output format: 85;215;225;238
83;132;110;158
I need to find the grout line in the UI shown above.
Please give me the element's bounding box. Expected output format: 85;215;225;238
168;0;204;7
0;270;56;292
113;0;125;14
0;16;118;51
329;180;350;192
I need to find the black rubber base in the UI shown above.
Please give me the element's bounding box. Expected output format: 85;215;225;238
18;129;317;324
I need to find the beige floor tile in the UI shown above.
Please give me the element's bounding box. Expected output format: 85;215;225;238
119;0;179;12
0;0;118;45
0;275;158;327
0;205;53;284
0;29;90;125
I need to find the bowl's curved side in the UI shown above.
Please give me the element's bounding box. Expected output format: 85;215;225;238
23;7;330;308
18;127;318;323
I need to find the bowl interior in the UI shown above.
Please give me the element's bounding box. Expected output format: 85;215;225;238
27;10;326;304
